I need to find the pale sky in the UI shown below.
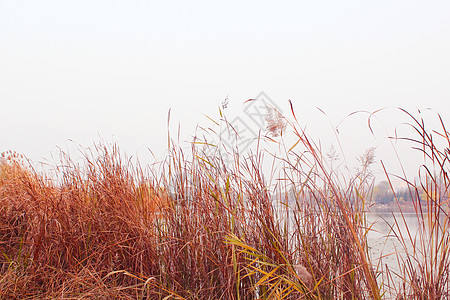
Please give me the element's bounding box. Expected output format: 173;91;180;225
1;1;450;182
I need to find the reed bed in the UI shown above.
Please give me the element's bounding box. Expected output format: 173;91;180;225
0;108;449;299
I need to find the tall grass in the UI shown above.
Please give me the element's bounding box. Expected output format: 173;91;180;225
0;108;449;299
379;110;450;299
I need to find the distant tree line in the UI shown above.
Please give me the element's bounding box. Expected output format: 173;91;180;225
372;180;437;205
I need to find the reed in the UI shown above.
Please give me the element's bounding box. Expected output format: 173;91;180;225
0;108;449;299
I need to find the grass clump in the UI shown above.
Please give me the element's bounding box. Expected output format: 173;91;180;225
0;107;449;299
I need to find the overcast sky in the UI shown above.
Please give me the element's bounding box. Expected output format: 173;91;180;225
1;1;450;182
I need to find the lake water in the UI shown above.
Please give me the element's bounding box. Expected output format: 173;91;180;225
366;212;421;273
365;211;450;298
275;204;447;296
